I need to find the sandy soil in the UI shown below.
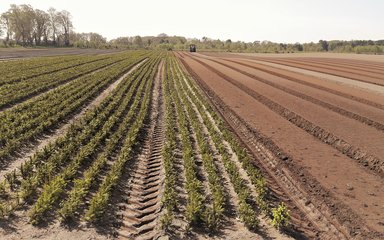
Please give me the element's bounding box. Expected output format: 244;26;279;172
177;51;384;239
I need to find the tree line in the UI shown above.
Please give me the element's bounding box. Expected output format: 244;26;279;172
0;4;72;47
0;4;107;48
1;4;383;54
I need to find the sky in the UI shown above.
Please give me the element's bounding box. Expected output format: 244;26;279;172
0;0;383;43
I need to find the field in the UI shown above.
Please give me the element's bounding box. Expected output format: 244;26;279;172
0;50;383;240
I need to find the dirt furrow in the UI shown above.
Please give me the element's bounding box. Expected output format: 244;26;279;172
209;58;384;132
290;58;384;74
0;59;148;181
116;61;165;240
177;65;293;239
187;54;384;176
224;58;384;111
178;54;384;239
178;56;350;238
256;58;384;86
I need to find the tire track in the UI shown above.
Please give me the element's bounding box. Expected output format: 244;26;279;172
116;61;165;240
224;58;384;111
187;54;384;177
208;58;384;132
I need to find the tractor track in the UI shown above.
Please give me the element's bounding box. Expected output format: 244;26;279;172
178;54;384;239
116;61;165;240
223;58;384;111
207;58;384;132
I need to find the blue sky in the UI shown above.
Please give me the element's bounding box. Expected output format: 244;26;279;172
0;0;383;43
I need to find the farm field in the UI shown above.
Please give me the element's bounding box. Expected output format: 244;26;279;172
0;50;383;240
176;51;384;239
0;48;122;60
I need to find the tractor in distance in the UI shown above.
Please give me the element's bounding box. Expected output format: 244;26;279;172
190;44;196;52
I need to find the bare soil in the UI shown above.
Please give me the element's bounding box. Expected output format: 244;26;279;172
177;51;384;239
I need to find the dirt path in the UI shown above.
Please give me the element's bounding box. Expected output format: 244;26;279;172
178;52;384;239
116;61;165;240
0;59;147;181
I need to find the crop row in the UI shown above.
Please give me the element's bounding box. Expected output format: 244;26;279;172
0;52;139;109
0;51;149;162
174;56;290;229
0;54;162;223
163;56;206;229
170;57;226;230
0;54;110;86
161;54;289;232
0;54;91;81
172;57;259;229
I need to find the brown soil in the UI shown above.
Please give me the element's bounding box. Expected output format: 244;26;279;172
201;52;384;86
179;72;292;239
177;51;384;239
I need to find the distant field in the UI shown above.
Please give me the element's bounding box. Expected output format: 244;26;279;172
0;48;122;59
215;52;384;62
0;50;383;239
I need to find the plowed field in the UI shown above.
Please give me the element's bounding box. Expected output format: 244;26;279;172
177;51;384;239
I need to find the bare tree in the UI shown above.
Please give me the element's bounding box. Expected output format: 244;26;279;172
1;11;12;44
33;9;49;45
47;7;58;45
56;10;72;46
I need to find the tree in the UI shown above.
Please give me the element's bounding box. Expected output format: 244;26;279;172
33;9;49;45
48;8;58;45
319;40;329;51
133;35;143;48
56;10;72;46
294;42;303;51
1;12;12;44
8;4;36;45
